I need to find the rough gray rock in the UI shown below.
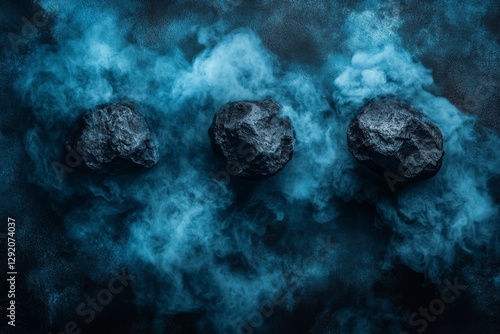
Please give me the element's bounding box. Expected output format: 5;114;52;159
67;102;159;175
208;99;295;179
347;97;444;182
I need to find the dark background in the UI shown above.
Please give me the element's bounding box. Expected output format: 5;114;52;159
0;1;499;333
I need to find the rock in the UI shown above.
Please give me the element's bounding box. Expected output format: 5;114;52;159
208;99;295;179
66;102;159;175
347;97;444;182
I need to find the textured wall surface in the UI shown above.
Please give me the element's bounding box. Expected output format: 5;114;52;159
0;1;499;333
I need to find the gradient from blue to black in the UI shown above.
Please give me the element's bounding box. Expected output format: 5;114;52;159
0;0;499;333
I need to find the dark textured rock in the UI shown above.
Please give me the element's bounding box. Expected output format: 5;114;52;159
347;97;444;182
208;99;295;179
67;102;159;175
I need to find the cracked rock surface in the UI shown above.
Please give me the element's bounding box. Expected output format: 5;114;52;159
208;99;295;179
67;102;159;175
347;97;444;182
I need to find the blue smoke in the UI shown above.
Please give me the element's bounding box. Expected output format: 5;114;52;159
6;0;500;333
